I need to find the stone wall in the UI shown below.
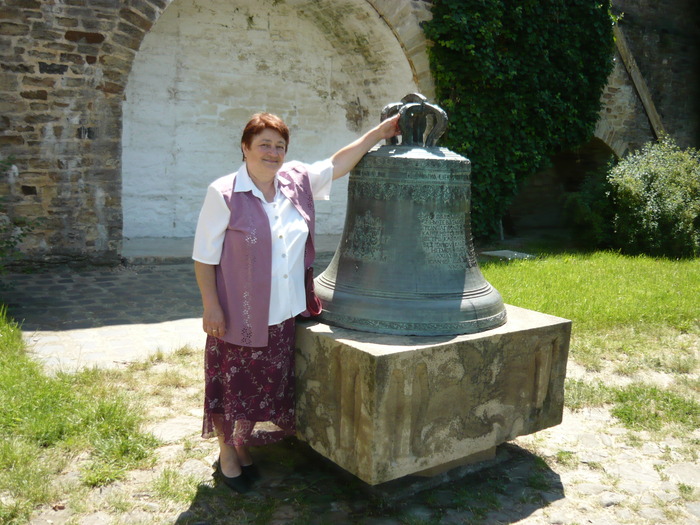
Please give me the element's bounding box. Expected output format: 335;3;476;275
508;0;699;234
596;53;656;157
614;0;700;148
1;0;697;263
1;0;139;263
591;0;700;153
0;0;433;264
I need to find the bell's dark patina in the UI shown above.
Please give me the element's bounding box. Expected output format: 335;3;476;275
315;94;506;335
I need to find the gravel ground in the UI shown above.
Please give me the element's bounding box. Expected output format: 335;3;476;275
26;359;700;525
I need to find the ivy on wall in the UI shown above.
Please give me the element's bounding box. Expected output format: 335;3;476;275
424;0;615;238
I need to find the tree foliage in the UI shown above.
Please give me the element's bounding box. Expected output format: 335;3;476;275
424;0;615;238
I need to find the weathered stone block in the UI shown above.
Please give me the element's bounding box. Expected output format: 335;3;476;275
295;304;571;485
38;62;68;75
20;89;47;99
0;21;29;36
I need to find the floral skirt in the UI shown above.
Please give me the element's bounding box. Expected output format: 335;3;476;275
202;318;296;447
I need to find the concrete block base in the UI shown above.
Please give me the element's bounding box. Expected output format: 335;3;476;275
295;304;571;485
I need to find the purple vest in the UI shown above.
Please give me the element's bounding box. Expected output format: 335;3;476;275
214;162;316;347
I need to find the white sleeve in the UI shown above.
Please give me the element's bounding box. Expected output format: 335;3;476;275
192;185;230;264
306;158;334;201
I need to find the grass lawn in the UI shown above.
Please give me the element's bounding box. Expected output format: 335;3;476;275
0;306;159;524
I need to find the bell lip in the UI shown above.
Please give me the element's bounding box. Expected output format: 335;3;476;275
315;281;507;336
316;308;508;337
315;276;498;301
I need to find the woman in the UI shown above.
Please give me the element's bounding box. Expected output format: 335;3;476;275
192;112;400;493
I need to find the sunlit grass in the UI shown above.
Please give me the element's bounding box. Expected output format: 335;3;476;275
151;468;201;504
611;383;700;434
481;251;700;332
483;250;699;380
565;379;614;410
483;251;700;436
553;450;578;468
679;483;698;502
0;307;158;523
569;326;698;373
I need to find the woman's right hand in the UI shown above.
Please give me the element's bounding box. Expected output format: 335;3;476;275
202;304;226;338
195;261;227;339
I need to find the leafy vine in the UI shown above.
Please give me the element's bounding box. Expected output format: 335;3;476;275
424;0;615;238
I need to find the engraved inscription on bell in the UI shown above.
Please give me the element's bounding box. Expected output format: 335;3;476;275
419;211;472;270
315;94;507;335
343;211;387;262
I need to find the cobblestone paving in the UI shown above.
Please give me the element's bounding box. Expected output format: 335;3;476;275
1;264;201;331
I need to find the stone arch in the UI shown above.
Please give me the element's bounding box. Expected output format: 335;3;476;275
506;136;617;235
507;57;638;236
593;118;628;159
107;1;433;94
119;0;432;241
365;0;435;97
593;47;657;159
507;37;659;237
592;58;638;159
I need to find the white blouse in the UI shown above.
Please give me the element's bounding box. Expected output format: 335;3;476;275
192;159;334;325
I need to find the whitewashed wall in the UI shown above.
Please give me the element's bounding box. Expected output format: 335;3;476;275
122;0;418;238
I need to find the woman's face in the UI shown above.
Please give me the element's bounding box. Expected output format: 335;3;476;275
242;128;287;181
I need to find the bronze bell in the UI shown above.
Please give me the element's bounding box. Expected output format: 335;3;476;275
315;94;507;335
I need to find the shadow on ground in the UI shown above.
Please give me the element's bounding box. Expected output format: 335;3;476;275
0;264;203;331
174;439;563;524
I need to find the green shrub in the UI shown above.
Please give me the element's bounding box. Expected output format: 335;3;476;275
0;306;158;521
424;0;615;238
608;137;700;258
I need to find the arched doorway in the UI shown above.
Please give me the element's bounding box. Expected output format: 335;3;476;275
121;0;418;242
505;138;617;238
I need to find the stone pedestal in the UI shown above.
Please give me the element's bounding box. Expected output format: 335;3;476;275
295;304;571;485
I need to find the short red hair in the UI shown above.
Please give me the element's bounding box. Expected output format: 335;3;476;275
241;113;290;160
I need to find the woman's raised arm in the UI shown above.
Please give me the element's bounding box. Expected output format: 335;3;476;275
330;114;400;180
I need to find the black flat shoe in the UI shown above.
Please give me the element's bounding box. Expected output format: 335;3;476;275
214;460;251;494
241;463;261;481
